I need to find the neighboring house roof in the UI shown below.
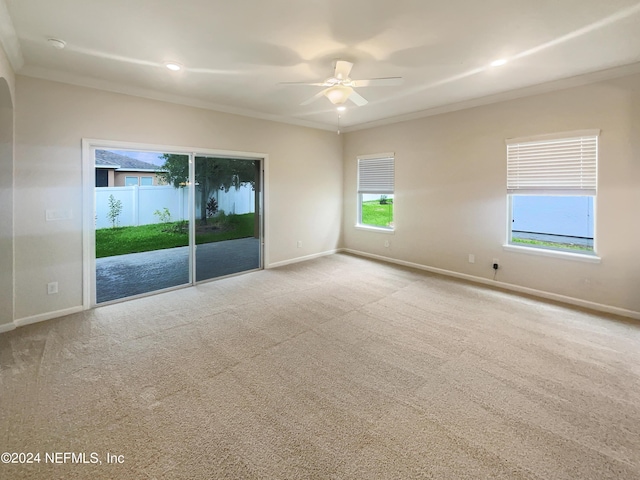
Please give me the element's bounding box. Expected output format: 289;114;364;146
95;150;164;171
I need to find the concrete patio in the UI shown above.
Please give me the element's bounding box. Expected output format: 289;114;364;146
96;237;260;303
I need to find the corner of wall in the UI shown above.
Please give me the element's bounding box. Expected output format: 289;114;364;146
0;322;15;334
0;49;15;328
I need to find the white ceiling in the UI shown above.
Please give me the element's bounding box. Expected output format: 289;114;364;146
2;0;640;131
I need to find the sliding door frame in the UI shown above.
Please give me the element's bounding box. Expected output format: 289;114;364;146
81;139;268;310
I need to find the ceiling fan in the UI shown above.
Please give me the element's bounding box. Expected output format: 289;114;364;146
281;60;403;107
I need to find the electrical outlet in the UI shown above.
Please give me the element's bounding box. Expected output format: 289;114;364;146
384;240;390;248
47;282;58;295
468;254;475;264
297;240;302;248
493;258;499;265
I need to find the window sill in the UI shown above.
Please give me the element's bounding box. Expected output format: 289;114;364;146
502;244;601;263
355;224;395;234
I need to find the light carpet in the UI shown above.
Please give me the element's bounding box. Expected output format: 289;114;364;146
1;253;639;479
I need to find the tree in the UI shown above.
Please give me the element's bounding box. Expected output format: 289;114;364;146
107;194;123;228
157;155;257;224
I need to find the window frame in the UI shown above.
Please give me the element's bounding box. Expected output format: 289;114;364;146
356;153;395;233
505;195;599;263
124;176;139;186
140;176;153;186
504;130;600;262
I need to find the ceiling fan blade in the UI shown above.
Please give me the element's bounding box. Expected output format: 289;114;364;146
348;90;368;106
334;60;354;80
351;77;404;87
300;88;329;106
279;81;328;86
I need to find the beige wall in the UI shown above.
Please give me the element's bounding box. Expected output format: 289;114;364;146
0;44;15;328
0;41;14;98
13;76;343;321
7;69;640;327
343;74;640;315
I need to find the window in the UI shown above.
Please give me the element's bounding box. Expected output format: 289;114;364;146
140;176;153;186
506;130;598;255
357;154;394;230
125;176;139;186
95;169;108;187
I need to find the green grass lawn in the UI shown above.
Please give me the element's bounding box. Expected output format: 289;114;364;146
96;213;255;258
511;237;593;252
362;200;393;228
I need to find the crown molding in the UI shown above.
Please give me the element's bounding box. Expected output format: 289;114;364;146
18;64;337;132
0;0;24;71
16;58;640;135
343;61;640;133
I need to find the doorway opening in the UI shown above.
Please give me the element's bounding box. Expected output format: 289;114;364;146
84;141;265;306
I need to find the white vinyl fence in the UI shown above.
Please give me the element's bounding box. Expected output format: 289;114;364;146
95;185;255;229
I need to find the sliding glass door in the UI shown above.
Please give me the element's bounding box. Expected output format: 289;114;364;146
94;149;191;303
93;147;262;305
194;156;261;282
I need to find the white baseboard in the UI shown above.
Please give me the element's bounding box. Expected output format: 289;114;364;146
267;249;340;269
3;250;636;335
343;249;640;321
0;322;16;334
13;306;84;329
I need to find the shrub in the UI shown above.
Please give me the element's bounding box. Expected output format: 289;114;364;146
166;220;189;234
154;207;172;224
206;197;219;218
107;194;123;228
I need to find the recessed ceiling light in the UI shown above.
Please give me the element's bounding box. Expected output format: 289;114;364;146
490;59;507;67
164;62;182;71
336;106;346;112
47;38;66;49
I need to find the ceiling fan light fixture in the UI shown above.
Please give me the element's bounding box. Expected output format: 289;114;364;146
336;106;346;112
325;85;353;105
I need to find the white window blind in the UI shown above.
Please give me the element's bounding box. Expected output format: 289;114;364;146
358;156;394;194
507;134;598;195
